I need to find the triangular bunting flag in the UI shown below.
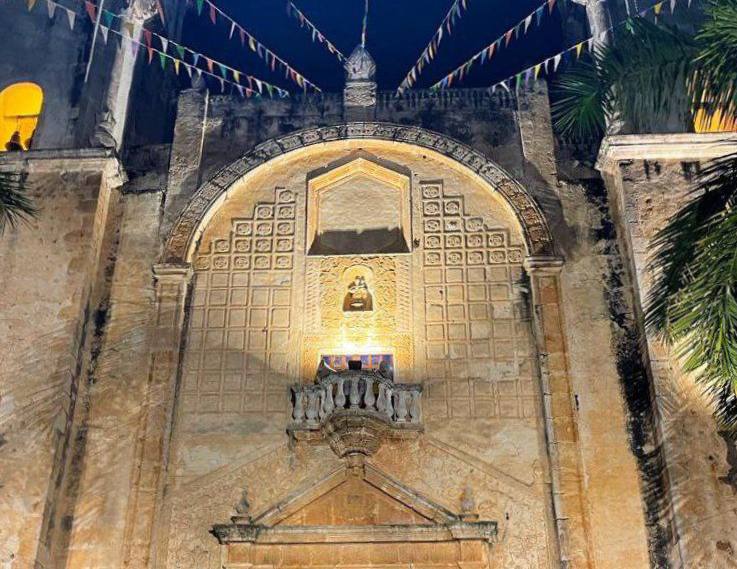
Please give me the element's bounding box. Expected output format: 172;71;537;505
27;0;38;11
46;0;55;18
100;25;109;43
254;78;263;93
575;42;584;58
536;5;544;26
547;0;556;14
229;22;236;39
174;59;180;74
176;45;186;60
670;0;677;12
534;63;542;79
239;28;246;45
218;63;227;79
524;14;533;33
192;53;201;66
84;1;95;22
232;70;240;83
654;2;664;15
160;36;168;53
205;57;214;73
553;53;562;71
196;0;204;15
236;84;244;98
159;52;167;70
103;9;113;27
248;36;256;52
65;8;75;29
219;78;225;92
185;63;193;78
209;4;216;24
505;29;513;46
156;0;165;23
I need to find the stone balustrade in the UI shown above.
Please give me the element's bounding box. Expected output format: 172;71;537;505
288;368;423;458
291;370;422;427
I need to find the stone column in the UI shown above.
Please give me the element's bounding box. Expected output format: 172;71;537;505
123;263;193;568
92;0;159;149
525;256;592;569
572;0;612;47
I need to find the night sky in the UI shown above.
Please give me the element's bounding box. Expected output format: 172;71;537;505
180;0;567;94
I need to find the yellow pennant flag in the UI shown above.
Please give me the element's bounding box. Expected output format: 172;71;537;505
575;42;584;58
534;63;542;79
27;0;37;10
654;2;664;14
173;59;180;75
233;70;240;83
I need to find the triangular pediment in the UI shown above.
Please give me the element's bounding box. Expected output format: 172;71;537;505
253;464;456;528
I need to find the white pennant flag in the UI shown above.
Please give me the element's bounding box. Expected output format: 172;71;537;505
219;78;225;92
65;8;75;29
185;63;193;78
100;25;109;44
254;78;263;93
46;0;55;18
553;53;562;71
229;21;236;39
160;36;168;53
524;14;533;33
670;0;677;12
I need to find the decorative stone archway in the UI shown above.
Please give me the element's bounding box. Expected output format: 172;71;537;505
146;124;593;568
163;123;555;264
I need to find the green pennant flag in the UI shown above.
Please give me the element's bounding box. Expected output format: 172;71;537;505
265;83;274;97
196;0;204;15
159;52;168;70
218;63;228;79
176;45;186;60
103;10;114;27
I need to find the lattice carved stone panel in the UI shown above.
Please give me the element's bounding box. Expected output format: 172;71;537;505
182;188;297;416
418;182;536;420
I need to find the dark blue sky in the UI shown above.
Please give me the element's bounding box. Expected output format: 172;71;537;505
181;0;568;93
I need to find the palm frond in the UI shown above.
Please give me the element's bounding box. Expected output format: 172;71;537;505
0;171;36;234
645;153;737;430
691;0;737;124
551;57;607;140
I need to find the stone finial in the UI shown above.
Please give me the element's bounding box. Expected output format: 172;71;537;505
345;45;376;82
343;45;377;111
460;485;479;522
232;488;252;523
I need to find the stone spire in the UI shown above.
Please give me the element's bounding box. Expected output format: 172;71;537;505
343;45;377;117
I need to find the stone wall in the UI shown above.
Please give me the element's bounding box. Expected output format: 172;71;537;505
599;134;737;568
0;151;122;569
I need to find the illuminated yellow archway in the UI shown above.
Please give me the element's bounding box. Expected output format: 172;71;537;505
0;82;43;151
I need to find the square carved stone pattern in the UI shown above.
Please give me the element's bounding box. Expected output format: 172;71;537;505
420;183;537;421
183;190;296;416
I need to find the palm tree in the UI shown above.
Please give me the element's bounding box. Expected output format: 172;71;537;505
552;0;737;428
0;171;35;235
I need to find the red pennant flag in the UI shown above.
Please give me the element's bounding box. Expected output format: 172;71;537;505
144;30;154;63
547;0;556;13
209;4;216;24
504;29;514;46
239;29;246;46
206;57;214;73
84;1;96;21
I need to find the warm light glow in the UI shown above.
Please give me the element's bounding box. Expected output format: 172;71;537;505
694;107;737;133
0;82;43;152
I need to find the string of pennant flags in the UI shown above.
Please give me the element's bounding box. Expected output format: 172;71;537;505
476;0;693;95
285;1;346;63
26;0;292;98
397;0;471;92
426;0;565;92
185;0;320;91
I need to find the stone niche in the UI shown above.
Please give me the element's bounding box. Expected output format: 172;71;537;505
306;157;411;255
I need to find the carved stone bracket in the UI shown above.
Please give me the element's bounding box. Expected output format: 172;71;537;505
164;123;556;263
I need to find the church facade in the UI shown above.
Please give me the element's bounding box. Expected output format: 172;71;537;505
1;2;737;568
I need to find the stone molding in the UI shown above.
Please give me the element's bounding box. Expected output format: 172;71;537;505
596;132;737;173
152;262;194;284
164;123;556;263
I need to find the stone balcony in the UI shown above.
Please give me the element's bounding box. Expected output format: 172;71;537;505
288;363;423;458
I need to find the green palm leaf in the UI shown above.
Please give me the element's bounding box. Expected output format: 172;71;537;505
0;171;36;234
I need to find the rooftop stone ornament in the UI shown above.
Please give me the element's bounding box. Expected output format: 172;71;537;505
288;360;422;459
343;45;377;109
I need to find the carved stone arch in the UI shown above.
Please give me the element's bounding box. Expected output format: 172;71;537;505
163;122;556;263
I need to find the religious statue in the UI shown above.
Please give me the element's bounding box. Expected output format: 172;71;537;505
343;275;373;312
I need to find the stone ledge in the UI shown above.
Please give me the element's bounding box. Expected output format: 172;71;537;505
596;132;737;173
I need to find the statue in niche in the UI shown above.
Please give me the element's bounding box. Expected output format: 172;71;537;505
343;275;373;312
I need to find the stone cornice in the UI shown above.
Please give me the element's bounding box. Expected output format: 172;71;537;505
596;132;737;174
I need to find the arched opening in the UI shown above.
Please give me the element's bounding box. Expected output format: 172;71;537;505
0;82;43;152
